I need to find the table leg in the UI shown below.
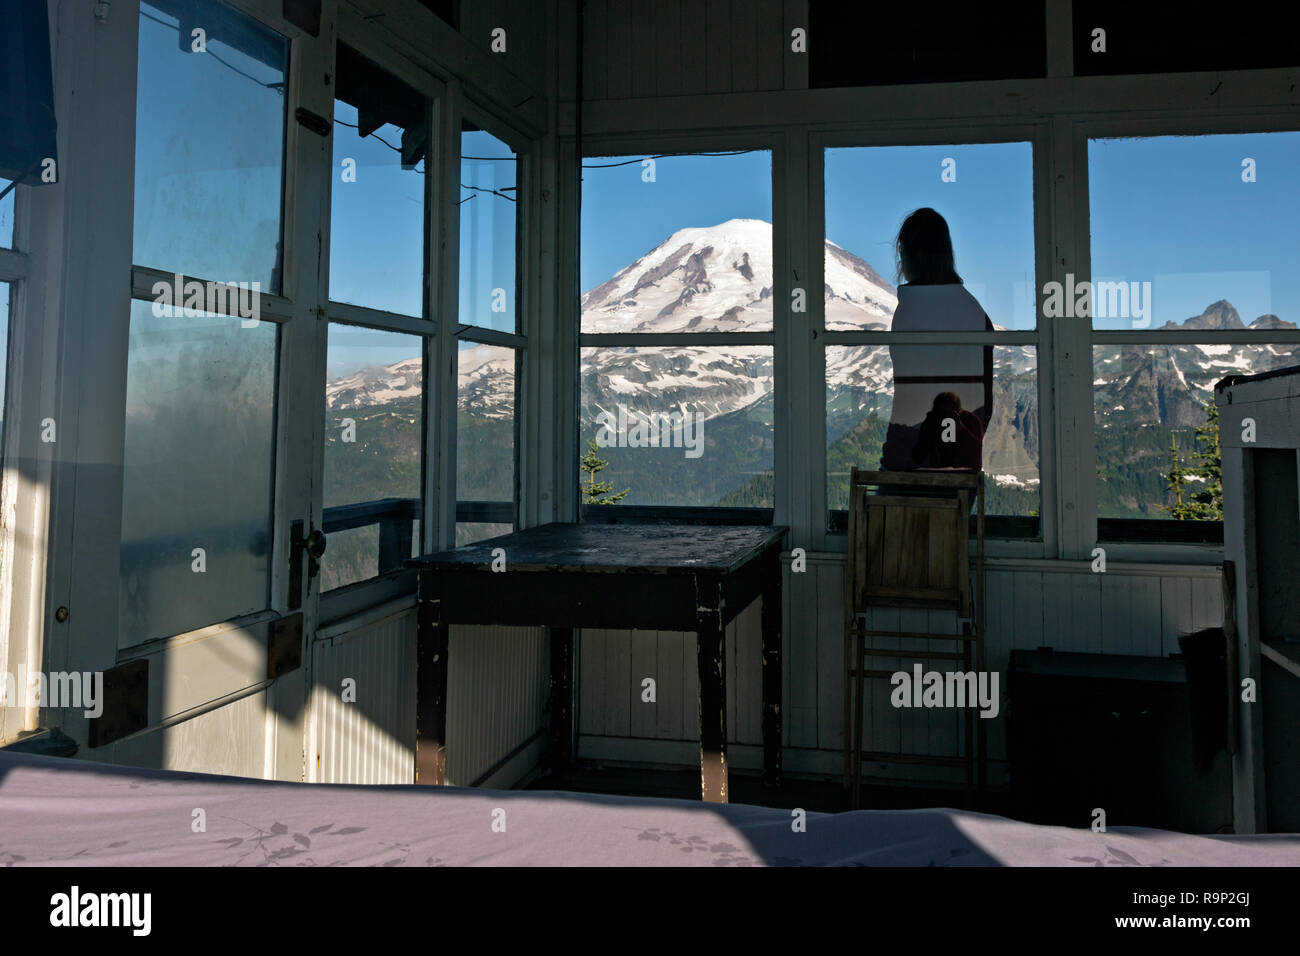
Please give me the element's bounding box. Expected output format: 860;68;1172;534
547;627;575;772
415;573;448;785
760;546;783;788
696;586;728;804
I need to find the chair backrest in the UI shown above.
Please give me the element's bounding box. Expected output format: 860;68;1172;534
845;468;978;616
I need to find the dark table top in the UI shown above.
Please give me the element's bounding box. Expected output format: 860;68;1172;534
409;522;788;575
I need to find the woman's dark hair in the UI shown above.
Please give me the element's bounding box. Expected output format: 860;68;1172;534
895;207;962;285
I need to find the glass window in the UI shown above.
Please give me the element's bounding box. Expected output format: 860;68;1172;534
1088;133;1300;534
823;142;1038;532
827;345;1040;519
579;345;774;507
1093;343;1295;521
1072;4;1297;77
579;149;774;513
459;124;517;332
0;178;13;248
329;44;428;317
119;300;278;645
811;5;1046;88
457;342;514;543
1088;134;1300;332
322;325;423;591
133;0;288;290
580;151;773;334
824;143;1036;331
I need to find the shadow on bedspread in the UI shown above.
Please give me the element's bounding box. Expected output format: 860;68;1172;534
1;752;1297;867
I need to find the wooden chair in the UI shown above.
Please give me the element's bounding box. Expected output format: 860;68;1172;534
842;468;986;809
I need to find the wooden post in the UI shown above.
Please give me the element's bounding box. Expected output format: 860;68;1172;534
548;627;575;772
1222;560;1239;756
760;546;783;788
415;572;448;785
378;511;414;574
696;576;728;803
843;471;859;790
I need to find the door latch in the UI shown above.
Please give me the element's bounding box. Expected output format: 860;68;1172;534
289;520;328;609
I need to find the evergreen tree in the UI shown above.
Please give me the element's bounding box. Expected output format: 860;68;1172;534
581;438;629;505
1160;401;1222;520
1182;400;1223;520
1159;433;1187;518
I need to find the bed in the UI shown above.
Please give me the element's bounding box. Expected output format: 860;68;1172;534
1;751;1297;866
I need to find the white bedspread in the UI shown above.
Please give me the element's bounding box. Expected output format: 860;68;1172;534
2;751;1296;866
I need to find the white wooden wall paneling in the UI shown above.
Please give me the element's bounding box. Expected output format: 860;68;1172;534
578;562;1226;785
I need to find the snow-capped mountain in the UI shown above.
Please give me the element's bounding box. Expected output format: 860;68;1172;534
581;218;901;423
325;347;516;422
1096;300;1299;429
323;220;1297;511
326;356;422;410
581;218;898;334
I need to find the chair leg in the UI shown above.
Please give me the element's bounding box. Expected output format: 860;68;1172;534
842;617;853;791
853;615;865;810
962;620;974;808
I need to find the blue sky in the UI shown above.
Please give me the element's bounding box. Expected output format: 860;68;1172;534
131;0;1300;376
1089;132;1300;329
0;178;12;248
325;126;519;376
580;135;1300;333
579;144;1038;329
824;143;1036;329
580;152;773;291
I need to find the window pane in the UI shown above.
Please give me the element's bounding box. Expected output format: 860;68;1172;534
581;151;773;334
1088;133;1300;331
1094;343;1297;520
459;125;517;332
1073;3;1298;76
329;45;428;317
119;300;277;646
579;345;774;507
826;345;1040;518
825;143;1036;330
0;178;13;248
811;4;1046;87
457;342;515;538
322;325;423;591
134;0;288;290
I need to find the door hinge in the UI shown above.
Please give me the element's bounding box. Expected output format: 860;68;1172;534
269;612;304;680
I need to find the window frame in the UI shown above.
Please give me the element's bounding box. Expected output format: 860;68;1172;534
1077;113;1300;562
813;125;1051;556
449;96;529;546
120;0;301;653
574;130;782;522
317;17;445;620
131;0;295;296
0;183;28;742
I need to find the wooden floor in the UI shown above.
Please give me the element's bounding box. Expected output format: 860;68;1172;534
524;762;1011;815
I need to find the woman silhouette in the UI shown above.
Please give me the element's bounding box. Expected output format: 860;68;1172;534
880;208;993;473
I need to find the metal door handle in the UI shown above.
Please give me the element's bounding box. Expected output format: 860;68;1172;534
300;527;327;560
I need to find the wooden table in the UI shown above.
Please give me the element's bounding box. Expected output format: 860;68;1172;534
409;522;787;802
